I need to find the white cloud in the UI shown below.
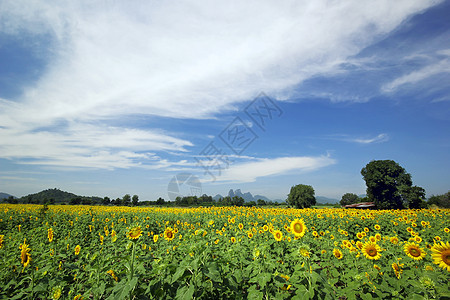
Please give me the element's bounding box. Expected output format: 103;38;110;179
0;0;439;169
205;155;336;183
382;59;450;93
322;133;389;144
352;133;389;144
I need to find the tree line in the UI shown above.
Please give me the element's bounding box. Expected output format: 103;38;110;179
286;159;449;209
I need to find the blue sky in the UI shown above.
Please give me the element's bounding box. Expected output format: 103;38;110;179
0;0;449;201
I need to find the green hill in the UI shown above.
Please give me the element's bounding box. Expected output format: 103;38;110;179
19;188;102;204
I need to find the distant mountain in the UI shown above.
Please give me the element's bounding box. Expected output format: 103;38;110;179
316;196;339;204
213;189;276;203
0;192;16;200
213;194;223;201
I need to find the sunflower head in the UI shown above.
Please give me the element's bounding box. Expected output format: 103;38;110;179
127;226;142;240
164;227;175;241
74;245;81;255
430;241;450;272
20;239;31;268
48;228;54;242
390;236;399;244
333;248;343;260
404;242;426;261
362;241;382;260
290;219;306;238
392;262;403;279
52;286;62;300
273;230;283;242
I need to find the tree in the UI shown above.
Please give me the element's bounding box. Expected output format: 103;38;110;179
340;193;360;206
361;160;425;209
287;184;316;209
400;186;426;208
122;194;131;206
428;191;450;208
132;195;139;206
156;197;165;205
102;197;111;205
257;199;266;206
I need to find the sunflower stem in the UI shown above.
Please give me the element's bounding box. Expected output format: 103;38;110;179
129;241;136;299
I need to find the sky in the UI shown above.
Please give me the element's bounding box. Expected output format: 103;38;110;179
0;0;449;202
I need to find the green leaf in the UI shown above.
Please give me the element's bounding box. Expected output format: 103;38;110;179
360;292;373;300
205;263;222;283
175;284;194;300
258;272;272;287
171;266;187;284
119;277;138;299
247;285;263;300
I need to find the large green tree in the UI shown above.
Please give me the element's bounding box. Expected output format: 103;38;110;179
287;184;316;209
340;193;360;206
361;160;425;209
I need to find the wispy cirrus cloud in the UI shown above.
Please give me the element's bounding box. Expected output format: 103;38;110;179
322;133;389;144
205;155;336;183
382;58;450;93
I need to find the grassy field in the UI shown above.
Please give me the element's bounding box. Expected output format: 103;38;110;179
0;204;449;299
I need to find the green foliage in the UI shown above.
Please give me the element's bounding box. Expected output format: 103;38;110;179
361;160;425;209
132;195;139;206
428;191;450;208
340;193;360;206
122;194;131;206
287;184;316;208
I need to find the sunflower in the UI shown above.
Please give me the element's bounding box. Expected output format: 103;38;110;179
390;236;399;245
392;262;403;279
0;235;4;249
404;242;426;260
356;232;363;240
74;245;81;255
263;225;269;232
107;269;119;282
374;224;381;230
273;230;283;242
430;241;450;272
290;219;306;238
20;239;31;268
299;247;310;258
111;230;117;242
164;227;175;241
52;286;62;300
127;226;142;240
238;223;244;230
230;237;236;243
362;241;382;260
48;228;54;242
333;248;343;259
73;294;83;300
375;234;381;241
356;241;363;250
247;232;253;239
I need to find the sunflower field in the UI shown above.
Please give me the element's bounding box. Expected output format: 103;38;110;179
0;204;449;299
